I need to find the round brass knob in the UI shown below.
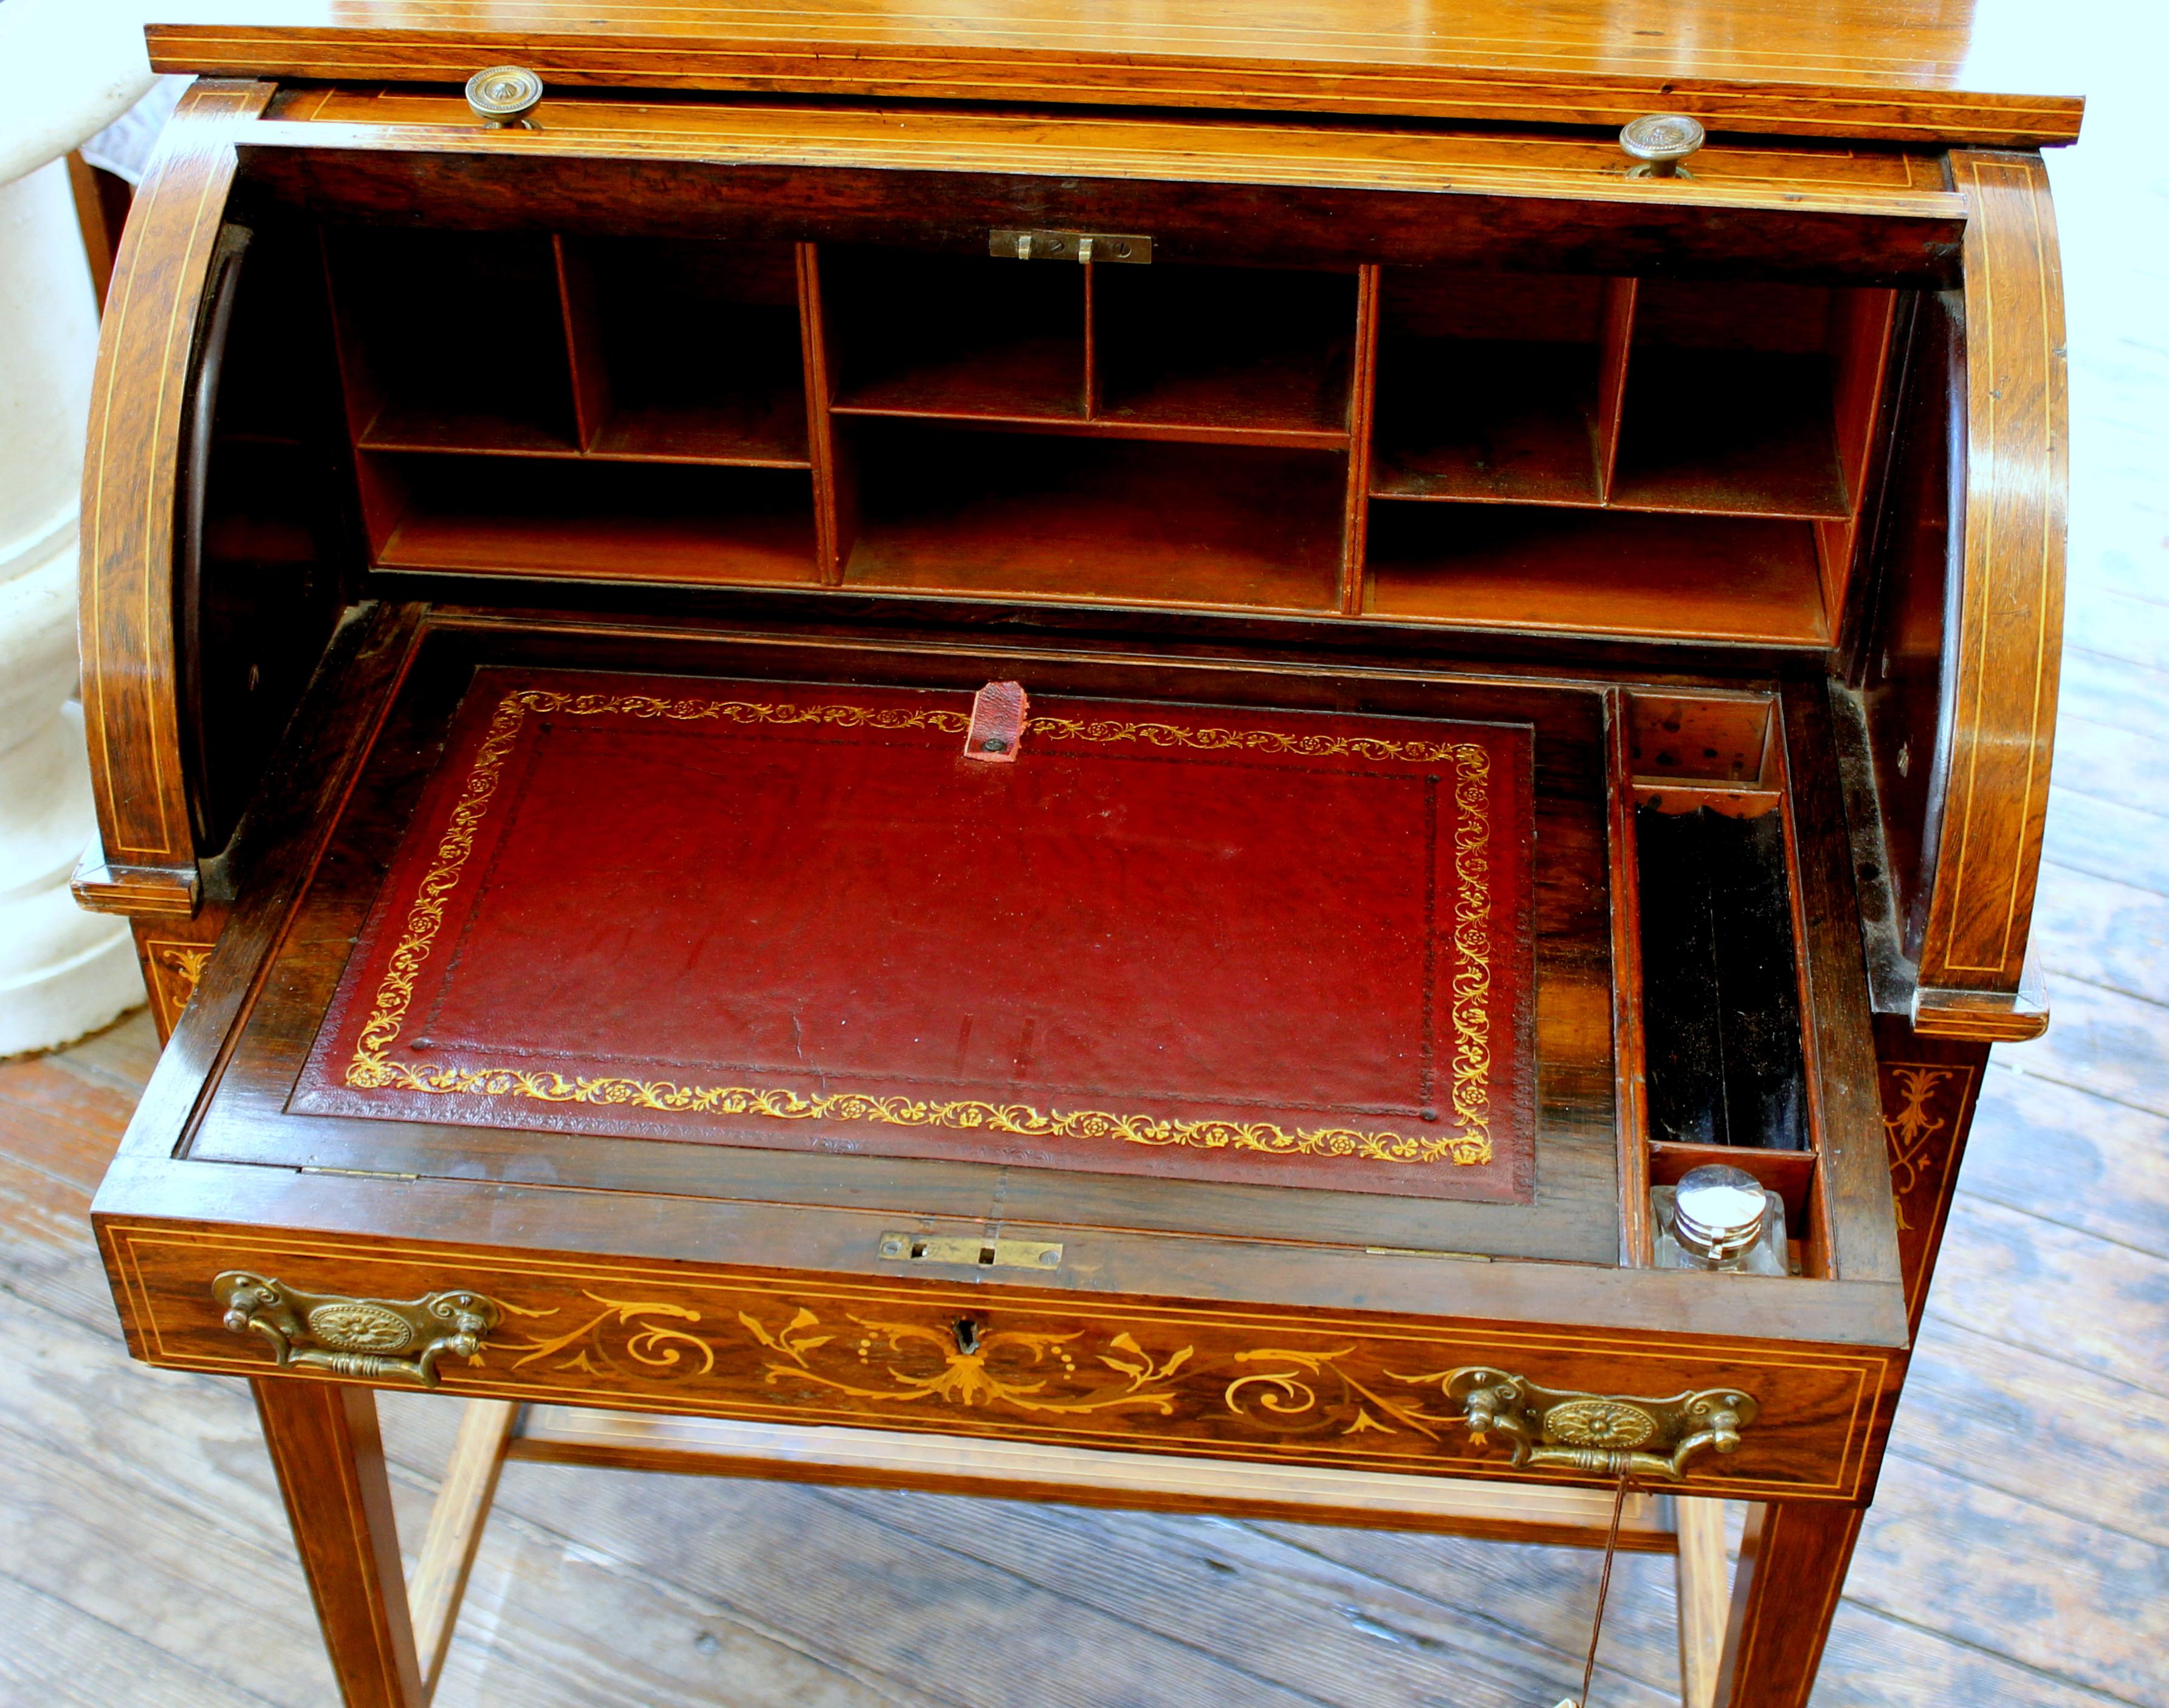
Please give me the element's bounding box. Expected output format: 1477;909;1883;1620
466;65;544;129
1620;112;1705;179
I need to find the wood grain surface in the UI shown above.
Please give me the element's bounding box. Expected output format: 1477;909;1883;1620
26;10;2147;1703
252;1378;424;1707
75;80;272;920
102;1221;1897;1502
139;0;2085;143
273;88;1967;221
11;642;2167;1708
1913;151;2070;1010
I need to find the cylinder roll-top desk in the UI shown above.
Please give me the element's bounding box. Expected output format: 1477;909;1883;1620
77;5;2075;1704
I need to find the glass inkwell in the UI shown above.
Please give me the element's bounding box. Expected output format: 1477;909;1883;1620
1652;1164;1789;1275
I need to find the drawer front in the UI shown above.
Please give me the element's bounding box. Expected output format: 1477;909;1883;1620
103;1221;1898;1503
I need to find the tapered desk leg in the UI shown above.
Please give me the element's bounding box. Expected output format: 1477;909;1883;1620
1714;1501;1864;1708
253;1379;426;1708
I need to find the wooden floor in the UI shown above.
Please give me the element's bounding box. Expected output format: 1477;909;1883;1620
7;30;2168;1708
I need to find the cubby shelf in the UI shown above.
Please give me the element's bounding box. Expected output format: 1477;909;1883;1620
1364;508;1830;646
840;427;1344;614
321;228;1896;648
1371;342;1603;506
366;455;820;588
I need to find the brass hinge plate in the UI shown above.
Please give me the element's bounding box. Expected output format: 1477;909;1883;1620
990;228;1152;264
878;1231;1065;1271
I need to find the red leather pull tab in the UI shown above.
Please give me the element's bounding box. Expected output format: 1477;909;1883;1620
963;681;1030;763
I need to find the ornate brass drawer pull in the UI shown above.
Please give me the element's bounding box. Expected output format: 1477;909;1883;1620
1445;1366;1756;1481
215;1272;504;1388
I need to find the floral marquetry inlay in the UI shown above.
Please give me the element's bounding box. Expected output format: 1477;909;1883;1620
744;1308;1196;1414
1878;1063;1974;1233
149;1233;1894;1496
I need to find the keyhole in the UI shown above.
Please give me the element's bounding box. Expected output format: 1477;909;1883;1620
953;1319;981;1355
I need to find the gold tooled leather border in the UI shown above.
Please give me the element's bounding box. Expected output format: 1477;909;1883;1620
345;690;1495;1167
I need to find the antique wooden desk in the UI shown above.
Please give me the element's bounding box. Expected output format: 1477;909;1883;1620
77;5;2075;1703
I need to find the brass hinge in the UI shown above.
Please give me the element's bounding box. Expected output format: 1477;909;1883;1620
300;1166;421;1181
878;1231;1064;1271
990;228;1151;264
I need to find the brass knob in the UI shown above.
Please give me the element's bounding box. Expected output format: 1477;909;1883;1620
1620;112;1705;179
466;65;544;129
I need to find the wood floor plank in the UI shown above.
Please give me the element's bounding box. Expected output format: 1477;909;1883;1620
0;1279;911;1708
2047;712;2169;821
1886;1323;2169;1552
43;1007;163;1098
2065;576;2169;678
1810;1599;2151;1708
0;1283;295;1538
1265;1506;2149;1708
1843;1456;2169;1706
0;1572;274;1708
382;1459;926;1708
0;1145;94;1254
0;1410;338;1706
1231;1517;1697;1702
478;1465;1362;1708
2021;973;2169;1122
0;1056;137;1189
2042;785;2169;900
2030;867;2169;1008
1923;1194;2169;1396
383;1394;1370;1708
1962;1067;2169;1259
838;1492;1683;1708
2058;647;2169;750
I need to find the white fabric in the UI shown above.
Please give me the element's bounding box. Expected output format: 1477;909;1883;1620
0;6;160;1052
0;0;157;185
80;74;190;184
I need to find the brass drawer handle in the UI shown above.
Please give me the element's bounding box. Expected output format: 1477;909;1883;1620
1445;1366;1756;1481
215;1272;503;1388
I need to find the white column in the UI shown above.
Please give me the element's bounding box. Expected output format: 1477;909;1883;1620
0;3;157;1055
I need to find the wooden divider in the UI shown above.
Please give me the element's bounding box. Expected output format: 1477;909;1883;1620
298;226;1906;644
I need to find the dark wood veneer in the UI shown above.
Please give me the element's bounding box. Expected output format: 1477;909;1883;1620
75;24;2078;1704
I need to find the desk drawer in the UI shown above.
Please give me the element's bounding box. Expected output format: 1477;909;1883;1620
103;1222;1899;1504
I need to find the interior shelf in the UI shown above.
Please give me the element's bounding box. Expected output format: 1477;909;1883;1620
1372;341;1603;504
1370;270;1610;506
1609;282;1852;520
1610;348;1847;517
1093;264;1355;446
366;454;820;587
841;425;1345;613
309;224;1897;649
564;236;811;467
1364;504;1829;645
827;248;1087;425
329;229;581;456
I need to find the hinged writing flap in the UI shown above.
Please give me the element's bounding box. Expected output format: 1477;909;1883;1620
294;669;1537;1202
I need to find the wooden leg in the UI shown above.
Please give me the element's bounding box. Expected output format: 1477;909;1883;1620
408;1399;518;1697
1674;1496;1730;1708
253;1379;425;1708
1714;1501;1864;1708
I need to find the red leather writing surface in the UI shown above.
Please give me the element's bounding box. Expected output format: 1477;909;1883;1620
295;669;1536;1202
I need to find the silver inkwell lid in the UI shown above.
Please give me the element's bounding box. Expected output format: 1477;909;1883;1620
1669;1165;1770;1268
